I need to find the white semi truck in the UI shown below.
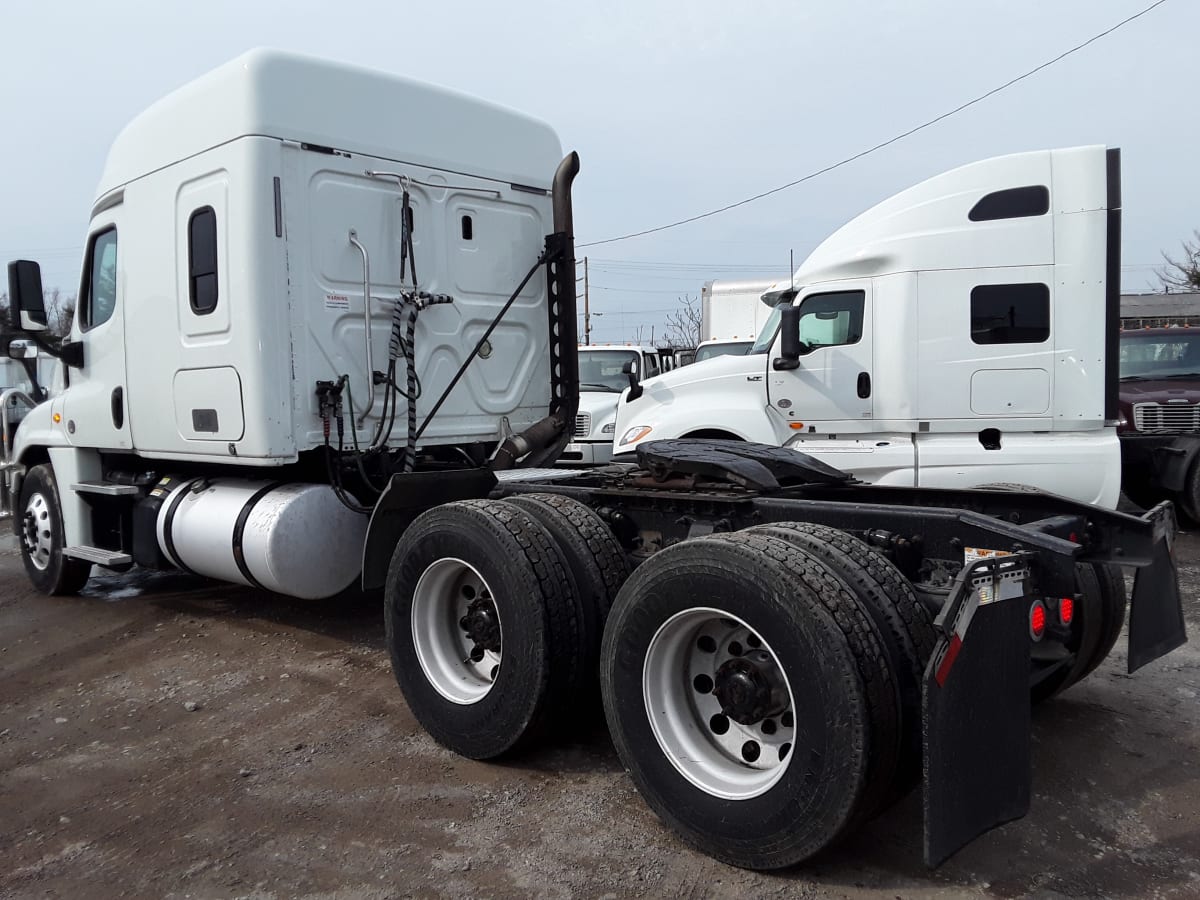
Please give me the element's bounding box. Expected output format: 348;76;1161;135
615;147;1124;509
1;51;1185;871
563;344;664;465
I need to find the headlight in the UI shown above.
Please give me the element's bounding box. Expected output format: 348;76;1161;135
619;425;652;446
602;422;616;435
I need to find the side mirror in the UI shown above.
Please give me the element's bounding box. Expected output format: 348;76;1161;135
7;260;49;333
622;359;643;401
774;305;802;371
6;337;33;360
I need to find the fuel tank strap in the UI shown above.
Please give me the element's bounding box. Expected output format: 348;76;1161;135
231;482;285;592
162;478;204;576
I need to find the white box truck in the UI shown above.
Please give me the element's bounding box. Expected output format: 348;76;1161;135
1;51;1184;871
616;148;1123;509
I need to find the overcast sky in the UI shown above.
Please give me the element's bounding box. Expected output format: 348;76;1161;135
1;0;1196;343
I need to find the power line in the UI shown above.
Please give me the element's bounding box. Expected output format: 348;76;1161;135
578;0;1171;249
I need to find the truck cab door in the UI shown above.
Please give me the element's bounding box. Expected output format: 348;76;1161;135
62;217;132;450
767;284;873;433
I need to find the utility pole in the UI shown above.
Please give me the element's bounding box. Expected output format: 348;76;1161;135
583;256;590;346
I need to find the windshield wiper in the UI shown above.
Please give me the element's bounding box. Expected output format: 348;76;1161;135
580;382;620;392
1119;375;1147;382
1161;372;1200;380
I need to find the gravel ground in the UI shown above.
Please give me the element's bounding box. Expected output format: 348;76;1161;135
1;530;1198;900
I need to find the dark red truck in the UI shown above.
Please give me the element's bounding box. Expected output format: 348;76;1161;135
1119;326;1200;518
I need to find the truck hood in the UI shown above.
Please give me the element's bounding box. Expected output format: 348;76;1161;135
1118;378;1200;403
613;352;770;451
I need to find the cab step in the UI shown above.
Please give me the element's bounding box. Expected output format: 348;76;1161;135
65;546;133;567
70;481;140;496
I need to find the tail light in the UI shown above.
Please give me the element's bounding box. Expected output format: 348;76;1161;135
1059;596;1074;626
1029;600;1047;641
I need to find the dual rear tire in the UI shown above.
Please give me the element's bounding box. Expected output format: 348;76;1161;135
384;495;627;759
600;525;935;869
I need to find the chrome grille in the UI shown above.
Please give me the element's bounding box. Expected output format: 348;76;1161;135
1133;401;1200;433
574;413;591;438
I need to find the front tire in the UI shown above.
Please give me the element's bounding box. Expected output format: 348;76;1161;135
17;463;91;596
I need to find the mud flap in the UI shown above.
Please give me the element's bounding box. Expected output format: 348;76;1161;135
923;555;1033;867
1129;501;1187;673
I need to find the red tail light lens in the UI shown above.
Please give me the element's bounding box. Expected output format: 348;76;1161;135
1030;601;1047;640
1059;596;1074;626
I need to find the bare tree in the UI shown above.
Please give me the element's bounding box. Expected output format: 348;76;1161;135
44;288;76;338
1157;230;1200;292
662;294;702;349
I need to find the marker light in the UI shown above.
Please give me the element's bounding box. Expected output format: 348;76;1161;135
1030;601;1047;641
53;412;62;423
1059;596;1074;626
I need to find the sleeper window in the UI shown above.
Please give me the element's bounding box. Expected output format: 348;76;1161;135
970;283;1050;344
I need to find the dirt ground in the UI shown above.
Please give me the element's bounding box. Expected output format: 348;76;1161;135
2;527;1199;900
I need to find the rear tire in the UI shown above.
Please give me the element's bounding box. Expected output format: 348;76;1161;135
506;493;630;707
384;500;583;758
17;463;91;596
744;521;935;800
601;532;897;869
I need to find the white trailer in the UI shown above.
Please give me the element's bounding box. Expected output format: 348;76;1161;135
700;277;781;343
1;52;1185;871
616;147;1123;508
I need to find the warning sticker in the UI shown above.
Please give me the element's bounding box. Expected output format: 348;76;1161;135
964;547;1013;564
325;293;350;311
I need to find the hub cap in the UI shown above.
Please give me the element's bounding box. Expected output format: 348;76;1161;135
643;607;795;800
21;492;53;572
411;558;502;704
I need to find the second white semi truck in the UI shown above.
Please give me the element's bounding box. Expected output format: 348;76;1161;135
616;147;1123;509
2;50;1185;871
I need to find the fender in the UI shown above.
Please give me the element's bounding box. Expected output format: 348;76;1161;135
361;468;498;591
1119;433;1200;494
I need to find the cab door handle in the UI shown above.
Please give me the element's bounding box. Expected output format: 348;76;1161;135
857;372;871;399
111;386;125;429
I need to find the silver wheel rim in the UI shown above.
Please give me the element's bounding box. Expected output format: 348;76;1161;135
21;492;54;572
411;558;502;705
643;607;795;800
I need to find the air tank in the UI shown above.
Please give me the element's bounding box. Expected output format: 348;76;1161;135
155;478;368;599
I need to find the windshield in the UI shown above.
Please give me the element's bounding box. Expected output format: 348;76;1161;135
1120;332;1200;381
577;349;641;392
749;304;785;355
694;341;753;363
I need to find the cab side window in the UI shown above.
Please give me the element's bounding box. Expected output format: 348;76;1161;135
80;228;118;331
796;290;864;351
